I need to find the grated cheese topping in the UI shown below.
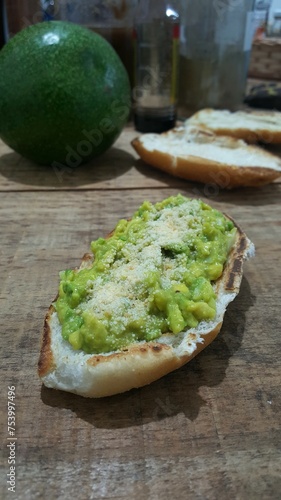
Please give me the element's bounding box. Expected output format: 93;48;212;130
83;200;206;328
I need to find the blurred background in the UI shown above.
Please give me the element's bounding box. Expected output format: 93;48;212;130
1;0;281;118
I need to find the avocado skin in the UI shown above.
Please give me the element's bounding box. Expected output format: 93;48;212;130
0;21;131;166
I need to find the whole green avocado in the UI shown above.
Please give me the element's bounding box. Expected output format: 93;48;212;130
0;21;131;166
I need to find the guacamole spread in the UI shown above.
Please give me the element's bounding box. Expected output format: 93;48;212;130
55;195;236;354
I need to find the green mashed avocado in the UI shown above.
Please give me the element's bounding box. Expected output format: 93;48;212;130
54;195;236;354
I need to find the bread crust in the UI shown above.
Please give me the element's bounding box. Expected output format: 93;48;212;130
38;214;254;398
132;133;281;188
38;307;55;377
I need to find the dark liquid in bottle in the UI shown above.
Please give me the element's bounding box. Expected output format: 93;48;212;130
134;113;176;133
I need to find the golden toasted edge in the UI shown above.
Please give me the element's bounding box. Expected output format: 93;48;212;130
38;306;55;377
217;219;248;294
38;253;94;378
85;341;178;397
132;136;281;188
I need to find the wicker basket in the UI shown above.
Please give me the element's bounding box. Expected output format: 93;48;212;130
248;37;281;80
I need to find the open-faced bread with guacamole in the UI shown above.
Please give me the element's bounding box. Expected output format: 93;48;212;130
38;195;254;398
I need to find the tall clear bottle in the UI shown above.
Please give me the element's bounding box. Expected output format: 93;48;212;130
178;0;255;115
133;0;180;133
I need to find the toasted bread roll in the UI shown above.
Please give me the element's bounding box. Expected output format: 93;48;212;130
187;108;281;144
132;126;281;188
38;197;254;398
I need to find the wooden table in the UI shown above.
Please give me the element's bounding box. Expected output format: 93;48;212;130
1;126;281;500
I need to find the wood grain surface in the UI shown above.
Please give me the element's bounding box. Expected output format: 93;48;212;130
0;127;281;500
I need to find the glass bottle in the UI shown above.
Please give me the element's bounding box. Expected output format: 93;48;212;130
178;0;255;116
133;0;180;133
